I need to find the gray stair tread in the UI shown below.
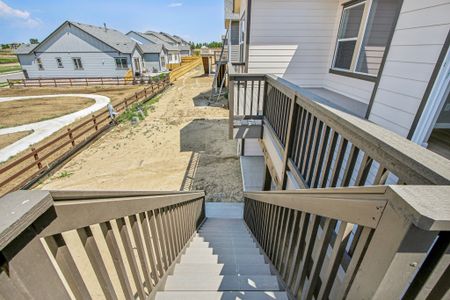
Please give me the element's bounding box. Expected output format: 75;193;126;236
155;291;289;300
184;247;260;255
189;242;257;249
164;275;281;291
180;254;265;264
172;263;272;275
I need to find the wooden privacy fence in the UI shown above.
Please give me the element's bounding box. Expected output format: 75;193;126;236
0;77;170;197
169;57;202;82
7;76;165;88
228;66;450;189
244;186;450;300
0;190;205;299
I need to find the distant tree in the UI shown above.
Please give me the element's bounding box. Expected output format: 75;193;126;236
1;44;9;49
29;38;39;44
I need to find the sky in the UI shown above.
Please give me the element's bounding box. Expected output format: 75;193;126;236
0;0;224;44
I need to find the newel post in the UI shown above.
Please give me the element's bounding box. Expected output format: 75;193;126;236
279;94;298;190
228;74;235;140
345;186;447;299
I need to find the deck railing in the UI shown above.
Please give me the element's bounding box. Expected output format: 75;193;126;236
0;190;205;299
244;185;450;299
228;71;450;188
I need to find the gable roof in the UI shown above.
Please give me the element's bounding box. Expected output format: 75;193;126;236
145;31;176;45
128;31;180;52
15;44;38;55
72;22;136;53
173;34;190;45
139;44;164;54
17;21;137;55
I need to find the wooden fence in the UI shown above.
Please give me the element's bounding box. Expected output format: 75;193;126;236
0;77;170;197
0;190;205;299
169;57;202;82
7;76;164;88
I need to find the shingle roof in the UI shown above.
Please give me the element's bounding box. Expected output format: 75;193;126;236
72;22;136;53
15;44;38;54
173;34;190;45
130;32;180;52
139;44;163;54
145;31;176;45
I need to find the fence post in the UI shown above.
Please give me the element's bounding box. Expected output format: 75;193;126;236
85;78;88;86
101;77;104;85
7;79;12;88
135;92;138;101
92;115;98;131
31;147;42;170
69;78;73;86
38;79;42;87
67;128;75;147
117;77;119;85
53;79;57;87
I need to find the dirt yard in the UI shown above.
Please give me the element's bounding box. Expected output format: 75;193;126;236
39;67;243;202
0;97;95;127
0;131;33;149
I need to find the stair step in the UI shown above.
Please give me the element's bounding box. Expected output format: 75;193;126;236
180;254;265;264
164;275;281;291
172;263;272;275
184;247;260;256
193;237;255;243
155;291;289;300
189;241;257;249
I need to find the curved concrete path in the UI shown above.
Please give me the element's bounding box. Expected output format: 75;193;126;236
0;94;110;163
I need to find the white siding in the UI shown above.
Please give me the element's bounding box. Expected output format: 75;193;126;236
368;0;450;136
247;0;338;87
18;25;133;78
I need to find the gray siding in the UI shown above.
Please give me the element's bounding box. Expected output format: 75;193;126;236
127;32;156;45
368;0;450;136
143;53;162;73
18;25;134;78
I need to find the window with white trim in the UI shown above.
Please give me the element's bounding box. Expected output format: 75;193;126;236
56;57;63;68
72;58;83;70
36;58;44;70
332;0;402;77
115;57;128;69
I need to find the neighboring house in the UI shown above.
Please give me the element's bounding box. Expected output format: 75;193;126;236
127;31;182;64
15;21;144;79
138;44;168;73
227;0;450;166
160;32;192;56
224;0;241;63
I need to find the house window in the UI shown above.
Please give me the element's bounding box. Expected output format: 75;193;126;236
331;0;402;78
333;1;366;71
72;58;83;70
161;56;166;68
56;57;63;68
36;58;44;70
115;57;128;69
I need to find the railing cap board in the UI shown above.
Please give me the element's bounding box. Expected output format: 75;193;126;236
49;190;205;201
264;74;450;185
0;190;52;250
387;185;450;231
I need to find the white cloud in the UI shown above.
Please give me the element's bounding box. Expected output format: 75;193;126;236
0;0;41;28
168;2;183;7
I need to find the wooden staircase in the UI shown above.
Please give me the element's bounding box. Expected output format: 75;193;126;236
155;218;288;299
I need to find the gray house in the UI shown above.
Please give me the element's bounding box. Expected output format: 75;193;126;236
138;44;168;73
15;21;145;79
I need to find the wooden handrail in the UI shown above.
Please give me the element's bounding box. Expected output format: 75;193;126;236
244;185;450;299
0;190;205;299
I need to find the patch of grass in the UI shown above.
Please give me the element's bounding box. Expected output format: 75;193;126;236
116;94;163;124
57;171;73;178
0;65;21;74
0;57;18;64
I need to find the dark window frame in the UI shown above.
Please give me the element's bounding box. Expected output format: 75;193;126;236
72;57;83;70
115;57;128;69
55;57;63;68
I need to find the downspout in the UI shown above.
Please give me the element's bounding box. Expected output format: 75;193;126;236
244;0;252;72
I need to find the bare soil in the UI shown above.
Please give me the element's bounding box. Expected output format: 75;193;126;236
0;97;95;127
39;67;243;202
0;131;33;149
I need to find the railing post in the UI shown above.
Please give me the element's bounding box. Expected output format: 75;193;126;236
345;187;442;299
67;128;75;147
228;74;235;139
92;115;98;131
31;147;42;170
279;95;298;190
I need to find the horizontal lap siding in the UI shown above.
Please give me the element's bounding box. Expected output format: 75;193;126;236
20;25;131;78
248;0;338;87
368;0;450;136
